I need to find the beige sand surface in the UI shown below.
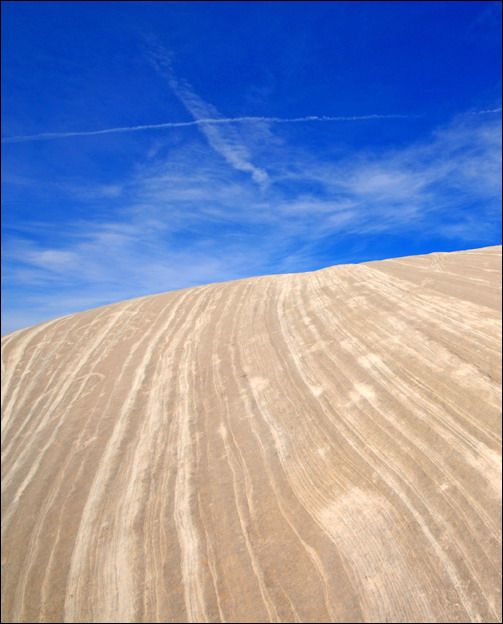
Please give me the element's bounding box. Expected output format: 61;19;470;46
1;245;501;623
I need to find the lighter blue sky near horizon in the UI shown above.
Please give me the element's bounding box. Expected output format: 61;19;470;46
2;1;502;334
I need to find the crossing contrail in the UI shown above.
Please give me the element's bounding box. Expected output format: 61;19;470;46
1;113;416;144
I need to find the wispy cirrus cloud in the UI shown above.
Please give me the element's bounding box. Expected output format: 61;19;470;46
471;107;502;114
2;37;417;192
3;109;500;333
2;39;501;334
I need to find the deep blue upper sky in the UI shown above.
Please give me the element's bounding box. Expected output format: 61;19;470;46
2;1;502;333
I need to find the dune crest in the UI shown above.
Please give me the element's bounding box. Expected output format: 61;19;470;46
2;246;501;623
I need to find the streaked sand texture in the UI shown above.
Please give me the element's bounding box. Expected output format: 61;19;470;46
1;245;501;623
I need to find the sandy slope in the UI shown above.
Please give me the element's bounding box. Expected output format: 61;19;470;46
1;245;501;623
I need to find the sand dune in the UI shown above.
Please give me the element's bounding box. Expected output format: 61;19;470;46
1;245;501;623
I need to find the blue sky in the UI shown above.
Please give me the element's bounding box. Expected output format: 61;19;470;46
2;1;501;334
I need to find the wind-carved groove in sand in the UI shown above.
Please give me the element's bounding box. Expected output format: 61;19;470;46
264;277;438;622
64;288;210;623
296;273;499;620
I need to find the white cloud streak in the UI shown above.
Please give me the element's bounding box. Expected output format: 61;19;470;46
471;107;502;115
3;62;501;334
1;40;419;188
0;114;416;143
0;40;419;187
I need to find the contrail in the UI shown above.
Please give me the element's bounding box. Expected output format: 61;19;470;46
1;114;416;144
471;107;502;115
